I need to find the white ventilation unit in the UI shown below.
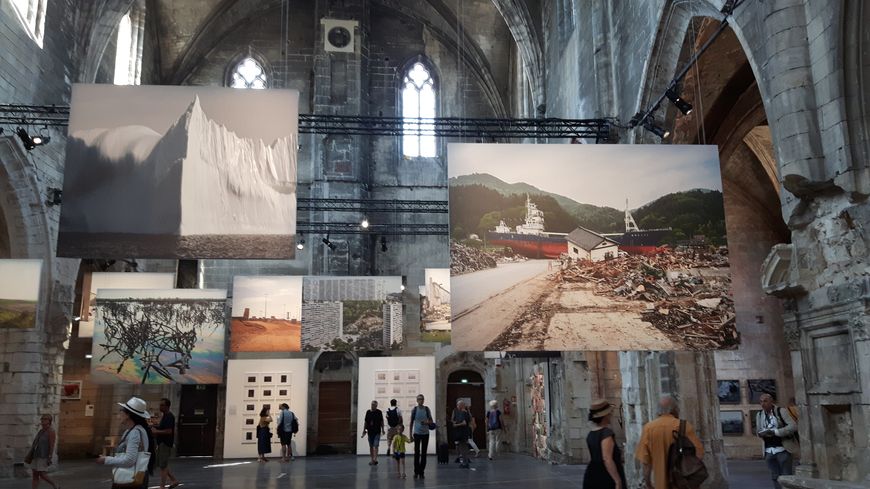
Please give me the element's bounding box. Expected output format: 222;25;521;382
321;18;357;53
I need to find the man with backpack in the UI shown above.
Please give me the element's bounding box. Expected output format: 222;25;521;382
276;403;299;462
636;395;704;489
385;399;403;456
756;393;798;488
409;394;434;479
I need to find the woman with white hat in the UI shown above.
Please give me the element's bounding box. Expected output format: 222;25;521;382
582;399;626;489
96;397;156;489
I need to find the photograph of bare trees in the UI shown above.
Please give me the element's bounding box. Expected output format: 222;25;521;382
91;289;227;384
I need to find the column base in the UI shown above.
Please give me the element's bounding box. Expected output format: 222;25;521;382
779;475;870;488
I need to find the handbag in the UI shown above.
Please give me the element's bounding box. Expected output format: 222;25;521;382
24;447;34;465
112;426;151;488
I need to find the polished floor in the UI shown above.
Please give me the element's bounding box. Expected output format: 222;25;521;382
6;453;774;488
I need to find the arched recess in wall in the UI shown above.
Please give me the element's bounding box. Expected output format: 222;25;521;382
310;351;356;453
224;48;274;89
444;368;486;448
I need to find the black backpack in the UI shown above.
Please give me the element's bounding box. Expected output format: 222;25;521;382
386;407;400;428
667;420;708;489
291;413;299;434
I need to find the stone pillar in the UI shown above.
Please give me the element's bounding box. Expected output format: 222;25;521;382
620;351;728;489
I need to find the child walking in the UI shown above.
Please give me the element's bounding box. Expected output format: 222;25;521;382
391;425;411;478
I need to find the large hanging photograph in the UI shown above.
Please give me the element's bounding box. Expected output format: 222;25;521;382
90;289;227;384
57;84;299;259
78;271;176;337
230;276;302;352
301;276;403;351
419;268;451;342
448;143;736;351
0;259;42;329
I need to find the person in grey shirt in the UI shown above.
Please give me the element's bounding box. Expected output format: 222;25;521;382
410;394;434;479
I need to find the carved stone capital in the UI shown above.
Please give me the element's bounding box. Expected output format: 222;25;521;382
761;243;808;298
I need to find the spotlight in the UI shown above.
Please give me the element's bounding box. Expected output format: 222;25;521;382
665;88;693;115
73;316;81;321
642;118;670;139
361;218;369;229
296;238;305;250
380;236;387;252
85;354;93;359
16;127;49;151
322;235;336;251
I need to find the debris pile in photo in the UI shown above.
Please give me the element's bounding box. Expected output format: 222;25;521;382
559;246;738;350
450;240;527;275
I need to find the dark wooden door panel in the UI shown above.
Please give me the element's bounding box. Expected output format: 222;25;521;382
177;384;217;456
318;381;352;447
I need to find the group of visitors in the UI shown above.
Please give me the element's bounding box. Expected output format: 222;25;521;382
449;399;506;468
362;394;436;478
582;394;799;489
256;403;300;462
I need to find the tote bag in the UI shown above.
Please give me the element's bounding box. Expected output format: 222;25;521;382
112;426;151;488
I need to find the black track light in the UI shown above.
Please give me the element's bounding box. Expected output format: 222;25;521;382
642;118;670;139
380;236;387;252
665;88;693;115
296;238;305;250
16;127;49;151
322;235;336;251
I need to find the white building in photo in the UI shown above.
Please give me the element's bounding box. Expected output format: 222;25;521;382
565;227;619;262
382;301;404;347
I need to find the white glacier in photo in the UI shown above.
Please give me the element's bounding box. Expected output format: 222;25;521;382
60;96;297;236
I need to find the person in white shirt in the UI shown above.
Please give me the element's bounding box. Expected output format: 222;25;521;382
96;397;155;489
756;393;798;489
385;399;403;456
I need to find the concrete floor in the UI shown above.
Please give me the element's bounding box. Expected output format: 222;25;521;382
3;454;774;489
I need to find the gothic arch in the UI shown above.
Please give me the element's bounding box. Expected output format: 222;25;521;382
223;47;274;88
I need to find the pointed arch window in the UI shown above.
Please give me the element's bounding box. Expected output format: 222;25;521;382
402;62;437;158
230;57;268;89
11;0;46;47
113;4;145;86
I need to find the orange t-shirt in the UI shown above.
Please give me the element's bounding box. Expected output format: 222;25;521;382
635;414;704;489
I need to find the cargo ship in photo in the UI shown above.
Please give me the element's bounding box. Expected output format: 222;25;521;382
485;195;567;259
604;200;672;255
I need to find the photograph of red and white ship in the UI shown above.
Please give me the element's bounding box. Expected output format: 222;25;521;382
448;143;736;352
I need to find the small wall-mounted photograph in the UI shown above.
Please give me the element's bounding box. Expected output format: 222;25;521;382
717;379;740;404
720;410;744;435
748;379;776;404
60;380;82;400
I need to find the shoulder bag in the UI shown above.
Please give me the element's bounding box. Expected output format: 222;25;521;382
112;426;151;488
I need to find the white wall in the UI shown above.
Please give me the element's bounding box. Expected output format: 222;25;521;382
224;359;309;458
356;356;437;455
590;244;618;262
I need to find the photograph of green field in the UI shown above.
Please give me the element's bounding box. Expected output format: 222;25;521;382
0;259;42;329
0;299;37;328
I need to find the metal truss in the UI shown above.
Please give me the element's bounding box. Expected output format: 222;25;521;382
0;104;610;141
299;114;610;141
0;104;69;126
297;222;447;235
297;197;447;213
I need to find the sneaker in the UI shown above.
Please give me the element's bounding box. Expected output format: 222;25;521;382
369;461;375;466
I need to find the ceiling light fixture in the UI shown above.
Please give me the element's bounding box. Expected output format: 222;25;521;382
665;87;693;115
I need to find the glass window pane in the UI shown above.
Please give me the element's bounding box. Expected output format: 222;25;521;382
232;57;268;89
113;12;132;85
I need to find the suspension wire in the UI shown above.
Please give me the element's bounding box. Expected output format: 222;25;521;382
688;1;706;145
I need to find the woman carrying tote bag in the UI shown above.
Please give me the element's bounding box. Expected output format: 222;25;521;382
96;397;155;489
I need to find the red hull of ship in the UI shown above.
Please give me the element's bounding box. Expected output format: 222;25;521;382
489;238;566;259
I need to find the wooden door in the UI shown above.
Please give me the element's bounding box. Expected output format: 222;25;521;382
176;384;217;456
317;381;352;451
445;382;486;448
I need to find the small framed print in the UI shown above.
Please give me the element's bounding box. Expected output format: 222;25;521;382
61;380;82;400
392;385;403;395
377;386;387;395
720;410;744;435
717;380;740;404
246;375;257;383
406;370;419;383
279;389;288;397
262;375;273;384
245;389;256;399
280;374;289;384
244;417;255;427
262;389;273;398
376;371;388;384
244;430;254;442
245;404;256;412
392;372;401;382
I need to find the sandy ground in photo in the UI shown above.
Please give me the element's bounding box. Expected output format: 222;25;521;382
230;319;301;352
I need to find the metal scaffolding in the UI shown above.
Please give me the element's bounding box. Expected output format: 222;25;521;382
297;221;447;235
0;104;610;140
297;197;447;213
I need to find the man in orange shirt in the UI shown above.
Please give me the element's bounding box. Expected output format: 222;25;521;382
635;395;704;489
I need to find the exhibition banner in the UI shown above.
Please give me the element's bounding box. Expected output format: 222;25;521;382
448;143;737;352
230;275;302;352
58;84;299;259
91;288;227;384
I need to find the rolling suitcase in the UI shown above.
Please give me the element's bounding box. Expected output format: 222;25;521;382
437;443;449;464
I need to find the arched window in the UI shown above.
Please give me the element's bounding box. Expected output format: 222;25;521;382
230;57;268;89
113;4;145;85
11;0;46;47
401;62;437;158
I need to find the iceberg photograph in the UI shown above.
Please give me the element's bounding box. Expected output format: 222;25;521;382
58;84;299;259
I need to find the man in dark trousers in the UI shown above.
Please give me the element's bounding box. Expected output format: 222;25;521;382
151;398;180;489
362;400;385;466
410;394;434;479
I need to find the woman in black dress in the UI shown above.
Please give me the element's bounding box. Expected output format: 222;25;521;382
256;405;273;462
582;399;626;489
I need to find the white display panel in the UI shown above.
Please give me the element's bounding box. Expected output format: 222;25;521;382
356;356;436;455
224;359;309;458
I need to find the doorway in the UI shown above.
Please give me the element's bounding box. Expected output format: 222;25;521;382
317;381;352;452
176;384;218;456
445;370;486;449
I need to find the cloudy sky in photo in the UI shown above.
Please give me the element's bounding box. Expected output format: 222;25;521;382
448;143;722;209
0;260;41;301
232;276;302;320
